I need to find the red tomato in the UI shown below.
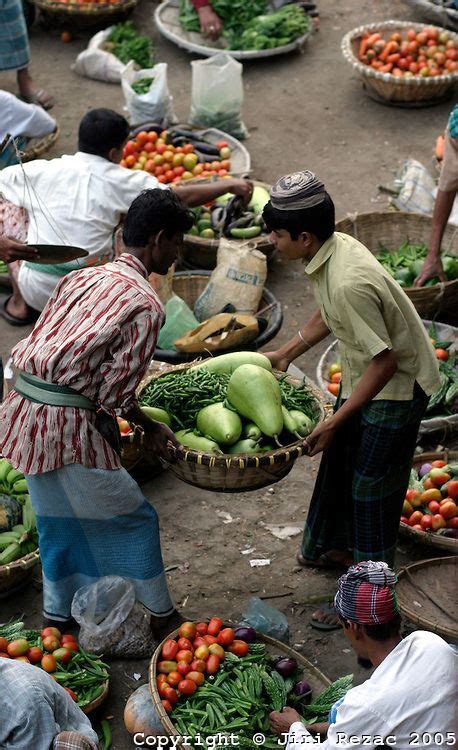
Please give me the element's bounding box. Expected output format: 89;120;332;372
203;635;218;646
407;29;417;41
162;639;179;660
194;645;209;661
408;62;419;73
123;140;138;156
165;169;175;182
190;659;207;673
27;647;43;663
187;670;205;686
207;617;223;636
178;679;197;696
208;643;225;660
125;155;136;168
406;489;422;507
205;654;220;675
402;500;413;518
41;627;61;640
176;650;193;665
156;143;167;155
0;638;8;652
42;636;60;653
148;131;158;142
431;459;447;469
228;640;250;657
447;481;458;500
145;159;156;173
409;510;424;527
62;641;78;653
400;516;409;525
167;671;182;688
416;31;428;45
431;514;446;531
331;372;342;384
420;514;433;530
435;348;449;361
195;622;208;636
41;654;57;673
193;637;207;649
53;647;72;664
163;686;179;704
216;140;229;149
183;144;195;154
64;688;78;701
177;662;192;676
0;653;10;658
428;500;441;514
440;501;457;520
61;634;77;644
158;682;171;698
162;699;173;714
412;524;423;531
144;142;155;153
158;660;178;674
176;638;193;653
217;628;235;647
157;674;168;686
158;175;168;184
446;517;458;529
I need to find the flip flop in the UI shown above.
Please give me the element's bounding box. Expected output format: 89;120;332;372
297;550;351;570
0;294;38;326
20;89;54;111
310;602;342;631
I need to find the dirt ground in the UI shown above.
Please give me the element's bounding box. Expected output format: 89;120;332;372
0;0;456;747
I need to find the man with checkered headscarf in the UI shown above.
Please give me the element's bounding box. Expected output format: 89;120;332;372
269;561;456;750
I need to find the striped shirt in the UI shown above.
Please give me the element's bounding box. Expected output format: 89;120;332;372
0;253;164;475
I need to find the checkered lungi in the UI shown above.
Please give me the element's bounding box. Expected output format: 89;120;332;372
0;0;30;71
53;732;98;750
301;384;428;568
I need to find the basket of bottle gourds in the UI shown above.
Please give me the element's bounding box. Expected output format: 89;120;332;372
123;351;330;492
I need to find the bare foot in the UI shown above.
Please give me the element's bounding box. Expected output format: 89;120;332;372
17;68;54;110
311;602;341;630
6;294;31;320
297;549;353;570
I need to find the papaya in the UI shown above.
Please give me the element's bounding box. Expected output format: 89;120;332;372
227;364;283;440
141;406;172;428
174;430;222;455
227;438;261;455
242;422;262;441
191;351;272;376
289;410;315;437
196;402;242;446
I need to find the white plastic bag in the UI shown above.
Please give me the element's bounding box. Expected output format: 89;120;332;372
72;28;126;83
121;61;176;126
190;53;248;140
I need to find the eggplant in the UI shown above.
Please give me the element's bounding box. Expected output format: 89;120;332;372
274;657;298;677
442;528;458;539
190;140;220;155
225;215;254;232
234;626;256;643
130;122;162;137
294;681;312;698
169;127;200;140
172;137;188;147
194;151;215;164
418;463;432;478
211;205;225;231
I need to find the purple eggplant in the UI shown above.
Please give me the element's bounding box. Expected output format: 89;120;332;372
274;657;298;677
418;463;432;478
234;627;256;643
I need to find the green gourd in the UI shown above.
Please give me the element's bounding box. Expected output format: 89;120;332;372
227;364;283;441
174;430;222;455
227;438;261;454
289;410;315;437
140;406;172;427
242;422;262;441
281;406;298;435
196;402;242;445
191;351;272;376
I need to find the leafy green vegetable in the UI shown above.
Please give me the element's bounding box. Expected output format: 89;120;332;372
377;240;458;287
131;76;154;95
179;0;267;37
0;260;8;275
105;22;153;69
227;5;310;50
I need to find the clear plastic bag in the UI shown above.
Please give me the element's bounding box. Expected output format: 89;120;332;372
121;61;176;126
241;596;290;643
71;576;156;658
190;53;248;140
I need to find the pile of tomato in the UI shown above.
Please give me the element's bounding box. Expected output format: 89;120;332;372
325;362;341;398
120;129;232;185
358;26;457;77
156;617;249;714
401;459;458;534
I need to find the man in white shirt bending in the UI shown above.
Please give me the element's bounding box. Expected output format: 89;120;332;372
270;561;456;750
0;107;251;324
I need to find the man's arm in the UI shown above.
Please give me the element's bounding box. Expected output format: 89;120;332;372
0;235;39;263
264;309;331;371
174;177;252;207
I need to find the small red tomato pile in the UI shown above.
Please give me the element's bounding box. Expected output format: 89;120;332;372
156;618;249;714
400;459;458;536
0;626;78;673
121;129;232;185
358;27;457;77
326;362;341;398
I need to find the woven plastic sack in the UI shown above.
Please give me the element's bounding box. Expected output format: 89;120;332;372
241;597;290;643
71;576;155;658
190;53;248;140
72;28;126;83
121;61;176;126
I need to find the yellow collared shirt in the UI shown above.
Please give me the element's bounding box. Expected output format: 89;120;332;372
305;232;441;400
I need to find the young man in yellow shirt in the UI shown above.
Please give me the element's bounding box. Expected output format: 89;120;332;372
264;171;440;625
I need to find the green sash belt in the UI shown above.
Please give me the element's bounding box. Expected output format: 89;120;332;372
15;372;96;410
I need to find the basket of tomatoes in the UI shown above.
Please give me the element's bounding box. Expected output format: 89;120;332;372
399;451;458;552
341;20;457;105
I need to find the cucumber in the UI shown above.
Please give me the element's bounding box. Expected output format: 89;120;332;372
230;225;262;239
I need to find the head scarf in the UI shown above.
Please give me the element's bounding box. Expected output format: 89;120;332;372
270;170;326;211
334;561;399;625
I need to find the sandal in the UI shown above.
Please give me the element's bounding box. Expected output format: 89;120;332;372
310;602;342;631
0;294;39;326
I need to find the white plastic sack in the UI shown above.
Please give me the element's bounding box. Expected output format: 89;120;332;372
121;61;176;126
190;53;247;140
72;28;126;83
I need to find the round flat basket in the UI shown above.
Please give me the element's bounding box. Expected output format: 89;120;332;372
403;0;458;32
0;550;40;597
149;628;330;740
335;212;458;323
20;126;60;163
135;361;329;492
341;20;458;106
399;451;458;553
32;0;137;27
316;320;458;439
397;556;457;639
154;0;312;60
82;678;109;715
153;271;282;364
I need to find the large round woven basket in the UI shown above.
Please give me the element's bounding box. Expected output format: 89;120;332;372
149;628;330;742
403;0;458;32
33;0;137;27
154;271;283;364
341;20;458;106
316;319;458;439
21;126;60;163
399;451;458;553
335;212;458;323
0;550;40;597
132;361;329;492
397;556;457;639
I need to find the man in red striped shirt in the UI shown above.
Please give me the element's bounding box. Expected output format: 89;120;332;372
0;189;193;637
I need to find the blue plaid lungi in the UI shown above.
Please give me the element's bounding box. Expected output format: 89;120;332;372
25;463;174;621
0;0;30;71
301;384;428;568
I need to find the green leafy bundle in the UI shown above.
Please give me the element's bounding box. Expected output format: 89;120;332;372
105;22;153;69
227;5;310;50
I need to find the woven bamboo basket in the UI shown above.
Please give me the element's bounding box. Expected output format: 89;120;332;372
335;211;458;323
0;549;40;596
149;628;330;742
126;360;329;492
341;20;458;105
33;0;137;27
397;556;457;639
82;678;109;715
182;181;274;271
21;126;60;163
399;450;458;553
